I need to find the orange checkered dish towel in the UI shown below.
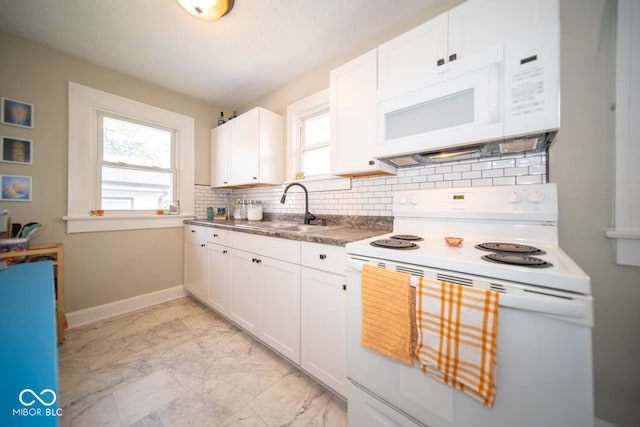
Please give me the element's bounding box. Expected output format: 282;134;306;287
415;277;499;407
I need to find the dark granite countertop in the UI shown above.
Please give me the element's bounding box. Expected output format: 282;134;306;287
184;214;391;247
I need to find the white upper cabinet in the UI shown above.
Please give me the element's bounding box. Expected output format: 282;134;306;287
330;49;396;177
210;125;230;187
211;107;283;188
378;12;448;92
378;0;559;92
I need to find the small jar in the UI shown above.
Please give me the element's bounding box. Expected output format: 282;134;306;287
246;200;263;221
234;200;247;220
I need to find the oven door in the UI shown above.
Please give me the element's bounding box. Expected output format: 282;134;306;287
346;257;594;427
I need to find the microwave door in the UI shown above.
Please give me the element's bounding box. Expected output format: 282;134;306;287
376;63;504;159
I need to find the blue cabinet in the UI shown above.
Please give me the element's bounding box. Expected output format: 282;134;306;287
0;261;59;426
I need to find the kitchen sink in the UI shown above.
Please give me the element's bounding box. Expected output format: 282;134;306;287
234;221;342;233
234;221;297;230
280;224;333;232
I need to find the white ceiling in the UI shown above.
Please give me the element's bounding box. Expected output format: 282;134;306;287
0;0;438;108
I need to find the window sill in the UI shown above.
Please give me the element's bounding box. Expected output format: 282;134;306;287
62;214;194;233
605;229;640;267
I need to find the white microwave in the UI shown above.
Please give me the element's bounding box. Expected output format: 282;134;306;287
375;23;560;163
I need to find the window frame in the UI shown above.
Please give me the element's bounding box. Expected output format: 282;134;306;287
606;0;640;266
97;112;177;212
285;88;351;192
65;82;194;233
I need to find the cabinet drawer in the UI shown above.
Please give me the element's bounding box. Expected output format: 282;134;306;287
301;242;346;275
204;227;229;245
185;225;206;244
229;232;300;264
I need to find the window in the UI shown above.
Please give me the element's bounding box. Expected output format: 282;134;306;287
99;114;175;211
606;0;640;266
285;88;351;192
300;109;331;177
65;82;194;233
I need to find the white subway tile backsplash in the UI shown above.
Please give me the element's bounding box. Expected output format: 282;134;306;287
504;166;529;176
493;176;517;186
195;152;547;218
529;164;547;175
482;169;504;178
516;174;543;185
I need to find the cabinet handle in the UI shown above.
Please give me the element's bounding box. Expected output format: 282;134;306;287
252;176;257;180
201;244;206;248
191;229;196;233
222;250;228;254
449;53;457;62
437;58;445;66
368;160;375;166
319;254;327;260
342;284;347;291
256;258;261;264
213;234;218;237
223;181;228;184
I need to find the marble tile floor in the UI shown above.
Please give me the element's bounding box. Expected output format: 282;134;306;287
58;297;347;427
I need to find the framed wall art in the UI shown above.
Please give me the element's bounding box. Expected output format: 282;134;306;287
1;136;33;164
1;97;34;129
1;175;32;201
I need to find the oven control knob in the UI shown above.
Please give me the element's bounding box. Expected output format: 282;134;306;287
508;191;521;204
411;196;420;205
399;196;408;205
528;191;544;204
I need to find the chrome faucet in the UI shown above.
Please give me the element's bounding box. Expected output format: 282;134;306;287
280;183;316;224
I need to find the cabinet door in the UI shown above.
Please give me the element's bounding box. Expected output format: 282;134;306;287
206;243;230;314
229;108;260;185
211;125;230;187
330;50;396;177
184;227;206;300
448;0;558;62
378;11;448;91
300;267;347;397
228;248;260;335
259;257;301;363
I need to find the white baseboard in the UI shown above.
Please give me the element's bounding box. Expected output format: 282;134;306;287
66;285;188;329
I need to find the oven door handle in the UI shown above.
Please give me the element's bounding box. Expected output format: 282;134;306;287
346;258;589;320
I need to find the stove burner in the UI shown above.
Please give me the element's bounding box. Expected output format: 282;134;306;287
390;234;424;241
482;253;553;268
370;239;420;249
475;242;546;255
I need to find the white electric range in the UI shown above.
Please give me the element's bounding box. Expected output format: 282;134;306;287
345;183;594;427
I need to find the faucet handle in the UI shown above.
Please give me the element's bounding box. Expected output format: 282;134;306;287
305;212;316;224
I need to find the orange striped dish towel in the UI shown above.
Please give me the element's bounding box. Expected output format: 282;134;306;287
361;264;415;365
415;277;499;407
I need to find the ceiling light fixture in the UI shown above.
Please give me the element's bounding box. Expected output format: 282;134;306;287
176;0;234;21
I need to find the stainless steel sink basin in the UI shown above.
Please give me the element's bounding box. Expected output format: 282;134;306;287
234;221;298;230
234;221;342;233
280;224;343;233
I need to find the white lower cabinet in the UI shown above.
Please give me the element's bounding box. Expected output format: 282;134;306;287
184;226;206;300
259;257;301;363
300;241;347;398
206;242;230;314
184;226;346;395
227;237;301;364
301;267;347;397
228;248;261;335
